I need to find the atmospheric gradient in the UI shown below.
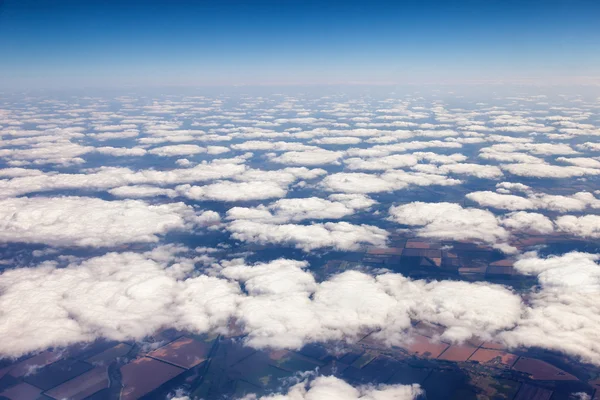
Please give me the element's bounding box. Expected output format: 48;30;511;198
0;1;600;400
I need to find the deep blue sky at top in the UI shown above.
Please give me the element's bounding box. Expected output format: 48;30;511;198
0;0;599;89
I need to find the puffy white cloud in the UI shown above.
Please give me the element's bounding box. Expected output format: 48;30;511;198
577;142;600;152
0;141;93;166
328;193;377;209
228;221;388;251
321;172;400;193
0;168;45;178
221;259;315;296
0;251;241;356
0;196;204;247
557;157;600;169
501;163;600;178
467;191;537;210
525;191;600;212
148;144;207;156
93;123;138;131
413;163;504;179
413;152;467;164
495;181;531;192
176;181;288;202
270;150;343;166
311;137;362;145
234;167;327;186
206;145;230;154
390;199;600;249
240;376;422;400
467;189;600;212
389;202;514;252
109;185;177;198
226;195;375;223
0;162;323;203
344;154;419;171
481;143;577;156
555;215;600;238
0;161;247;198
413;129;459;138
294;127;387;139
501;252;600;364
321;171;461;194
223;258;521;349
347;140;462;157
0;254;525;358
176;158;193;167
89;129;139;141
231;141;318;152
500;211;554;234
384;278;523;344
479;150;545;164
94;146;147;157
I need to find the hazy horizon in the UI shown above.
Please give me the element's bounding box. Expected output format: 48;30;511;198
2;0;600;90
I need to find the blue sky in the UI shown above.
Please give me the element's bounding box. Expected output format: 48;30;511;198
1;0;599;89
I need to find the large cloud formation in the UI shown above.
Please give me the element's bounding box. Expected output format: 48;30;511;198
227;221;388;251
500;252;600;364
389;202;516;252
0;196;210;247
388;201;600;251
321;171;461;193
467;186;600;212
4;90;600;372
0;161;248;198
5;250;600;365
0;253;524;358
226;195;376;223
0;251;240;355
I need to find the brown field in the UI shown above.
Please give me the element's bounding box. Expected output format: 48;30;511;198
459;265;487;275
513;383;553;400
402;335;449;359
268;350;290;361
0;383;43;400
367;247;403;255
1;351;62;378
513;237;552;248
429;257;442;267
148;336;210;369
405;240;437;249
480;341;505;350
442;250;458;258
403;249;442;258
86;343;132;365
437;344;478;362
489;259;514;267
120;357;185;400
44;367;109;400
450;242;491;251
512;357;576;380
468;348;518;367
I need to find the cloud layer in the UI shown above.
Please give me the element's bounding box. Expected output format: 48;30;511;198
0;253;522;359
0;196;207;247
2;91;600;374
